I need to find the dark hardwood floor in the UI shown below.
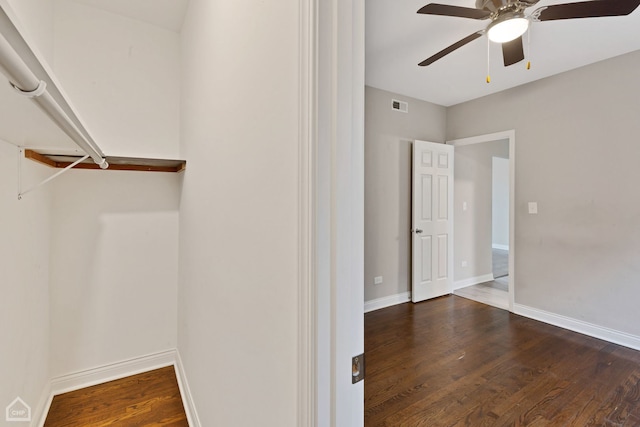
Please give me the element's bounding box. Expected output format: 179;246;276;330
365;296;640;426
44;366;188;426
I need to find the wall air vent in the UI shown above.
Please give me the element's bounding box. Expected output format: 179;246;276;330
392;99;408;113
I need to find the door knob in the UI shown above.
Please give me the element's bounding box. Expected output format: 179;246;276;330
415;229;423;234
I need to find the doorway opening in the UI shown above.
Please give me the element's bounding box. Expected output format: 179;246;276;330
449;131;515;311
490;155;510;291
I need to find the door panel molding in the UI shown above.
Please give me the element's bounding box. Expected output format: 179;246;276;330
412;141;454;303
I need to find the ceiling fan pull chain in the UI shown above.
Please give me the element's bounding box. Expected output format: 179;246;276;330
526;24;531;70
486;36;491;83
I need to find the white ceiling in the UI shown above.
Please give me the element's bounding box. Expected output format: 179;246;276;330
366;0;640;106
73;0;188;32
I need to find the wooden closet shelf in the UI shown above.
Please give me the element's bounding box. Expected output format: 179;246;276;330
25;149;186;173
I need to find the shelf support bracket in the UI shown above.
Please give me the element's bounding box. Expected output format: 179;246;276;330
18;148;89;200
10;79;46;98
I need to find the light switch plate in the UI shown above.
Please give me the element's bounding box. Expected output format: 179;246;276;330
528;202;538;214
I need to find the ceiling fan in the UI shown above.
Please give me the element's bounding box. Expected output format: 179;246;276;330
418;0;640;67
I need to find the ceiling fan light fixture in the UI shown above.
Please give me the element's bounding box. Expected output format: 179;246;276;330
487;15;529;43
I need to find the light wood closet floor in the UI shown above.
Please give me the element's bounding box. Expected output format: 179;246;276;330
43;366;188;426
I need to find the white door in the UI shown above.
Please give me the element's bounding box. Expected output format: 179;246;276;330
412;141;454;302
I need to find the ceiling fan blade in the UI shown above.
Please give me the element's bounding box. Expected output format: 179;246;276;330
419;32;483;66
536;0;640;21
502;36;525;67
417;3;491;19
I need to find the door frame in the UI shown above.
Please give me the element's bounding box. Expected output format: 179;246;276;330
447;130;516;312
299;0;365;426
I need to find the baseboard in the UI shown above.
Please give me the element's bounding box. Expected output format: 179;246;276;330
364;291;411;313
33;380;53;427
513;303;640;352
49;349;177;396
454;274;495;290
492;244;509;251
174;351;201;427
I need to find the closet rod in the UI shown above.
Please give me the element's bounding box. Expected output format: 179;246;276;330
0;5;108;169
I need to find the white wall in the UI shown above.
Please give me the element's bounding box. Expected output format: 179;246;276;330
447;50;640;337
454;140;509;283
492;156;509;249
53;0;180;158
46;1;182;377
364;86;446;303
178;0;300;425
0;0;53;418
0;142;51;420
48;170;180;377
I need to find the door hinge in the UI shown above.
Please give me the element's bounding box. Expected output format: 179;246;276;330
352;353;365;384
